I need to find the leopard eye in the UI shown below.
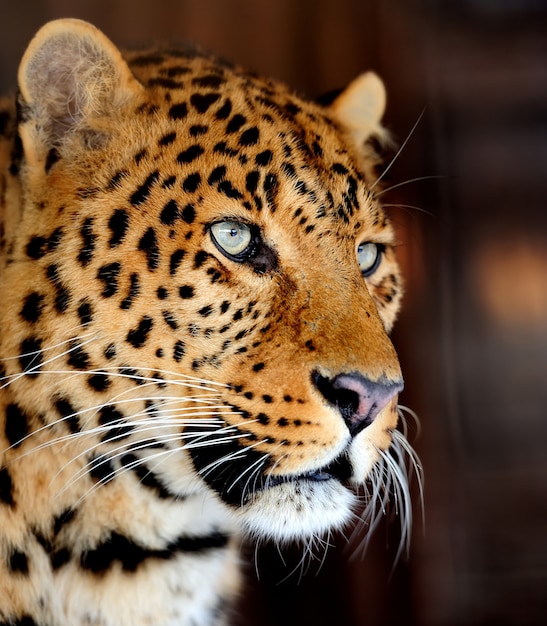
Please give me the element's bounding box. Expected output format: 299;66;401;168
210;221;253;258
357;242;383;277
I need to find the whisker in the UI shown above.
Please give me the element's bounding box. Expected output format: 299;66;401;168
381;202;434;217
376;174;445;197
371;108;425;191
0;333;98;389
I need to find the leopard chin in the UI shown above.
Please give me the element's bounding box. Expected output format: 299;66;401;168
240;478;357;542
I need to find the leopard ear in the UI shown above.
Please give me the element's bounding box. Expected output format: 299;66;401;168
18;18;142;161
329;72;390;148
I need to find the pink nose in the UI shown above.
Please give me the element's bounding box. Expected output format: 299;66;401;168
313;371;403;436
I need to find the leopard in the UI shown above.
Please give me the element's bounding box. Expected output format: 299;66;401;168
0;18;420;626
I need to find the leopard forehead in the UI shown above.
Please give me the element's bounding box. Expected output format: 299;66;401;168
63;49;385;229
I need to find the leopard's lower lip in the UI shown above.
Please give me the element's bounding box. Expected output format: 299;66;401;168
265;454;353;489
266;470;336;488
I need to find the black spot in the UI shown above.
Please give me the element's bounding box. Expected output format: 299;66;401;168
131;53;165;66
120;273;140;310
108;169;127;190
88;373;111;392
190;92;221;113
99;405;132;442
217;180;243;200
159;131;177;146
282;161;296;178
181;204;196;224
226;114;246;133
162;310;179;330
263;173;279;212
5;403;29;448
168;102;188;120
88;454;115;484
213;141;238;157
1;617;40;626
190;124;209;137
26;236;48;259
332;163;349;175
198;305;214;317
262;395;273;403
215;99;232;120
192;74;225;89
177;145;204;164
157;286;169;299
169;249;186;275
9;549;29;574
194;250;208;269
245;171;259;194
130;170;159;206
19;337;42;376
161;176;177;189
240;127;259;146
255;150;272;166
108;209;130;247
220;301;230;314
179;285;194;299
77;300;93;326
252;362;265;373
257;413;270;425
46;264;70;313
54;398;80;433
126;316;153;348
277;417;289;427
20;292;45;323
45;147;60;173
182;173;201;193
104;344;117;360
138;227;160;271
173;340;185;363
305;339;316;351
50;548;71;570
0;467;14;506
67;342;91;370
120;454;174;499
160;199;179;225
207;166;226;185
97;262;121;297
80;530;229;574
164;65;191;78
134;149;147;165
53;508;76;535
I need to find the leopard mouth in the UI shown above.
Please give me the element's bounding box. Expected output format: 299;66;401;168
265;453;353;489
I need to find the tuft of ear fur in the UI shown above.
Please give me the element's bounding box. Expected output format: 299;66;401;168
329;72;390;149
18;18;142;161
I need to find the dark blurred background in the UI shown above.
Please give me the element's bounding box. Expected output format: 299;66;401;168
2;1;546;624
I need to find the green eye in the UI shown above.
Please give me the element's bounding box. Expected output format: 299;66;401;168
357;242;383;277
210;221;253;257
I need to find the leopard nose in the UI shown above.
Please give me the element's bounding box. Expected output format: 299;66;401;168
312;371;403;436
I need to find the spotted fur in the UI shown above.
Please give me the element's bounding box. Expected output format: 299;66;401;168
0;19;420;626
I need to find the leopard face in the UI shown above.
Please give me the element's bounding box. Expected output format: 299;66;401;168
0;19;412;550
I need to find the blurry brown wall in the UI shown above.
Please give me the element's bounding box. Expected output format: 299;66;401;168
2;1;546;625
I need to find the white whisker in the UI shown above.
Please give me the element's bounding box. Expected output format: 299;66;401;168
370;109;425;191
